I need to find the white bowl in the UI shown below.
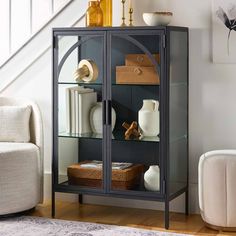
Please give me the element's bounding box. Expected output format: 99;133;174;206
143;12;173;26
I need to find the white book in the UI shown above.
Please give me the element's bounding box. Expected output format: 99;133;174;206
74;87;94;134
65;87;71;133
75;91;80;134
66;86;95;134
78;92;97;134
80;161;133;170
70;89;76;133
70;86;94;94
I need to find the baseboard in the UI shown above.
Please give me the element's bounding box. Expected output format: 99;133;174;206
44;172;200;214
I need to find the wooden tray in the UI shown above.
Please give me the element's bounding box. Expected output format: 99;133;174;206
116;66;159;85
68;176;141;190
125;54;160;66
67;162;144;190
67;161;144;181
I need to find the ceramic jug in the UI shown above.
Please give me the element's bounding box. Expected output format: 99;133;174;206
138;99;159;136
144;165;160;191
90;102;116;134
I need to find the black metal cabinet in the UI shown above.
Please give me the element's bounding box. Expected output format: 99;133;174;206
52;26;189;229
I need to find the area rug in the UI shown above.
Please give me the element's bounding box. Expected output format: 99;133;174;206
0;216;192;236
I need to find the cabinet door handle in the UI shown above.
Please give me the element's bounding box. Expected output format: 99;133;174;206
103;100;106;125
107;100;112;126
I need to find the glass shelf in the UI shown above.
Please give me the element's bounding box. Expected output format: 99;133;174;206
112;83;160;87
58;82;102;86
58;82;159;87
59;132;103;140
170;134;187;143
59;130;160;143
170;82;187;87
112;130;160;143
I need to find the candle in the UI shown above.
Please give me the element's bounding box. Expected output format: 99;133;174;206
129;0;132;8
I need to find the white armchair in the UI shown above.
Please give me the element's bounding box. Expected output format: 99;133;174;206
0;97;43;215
199;150;236;230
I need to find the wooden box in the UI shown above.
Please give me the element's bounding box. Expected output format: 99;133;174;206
116;66;160;85
67;161;144;190
125;54;160;66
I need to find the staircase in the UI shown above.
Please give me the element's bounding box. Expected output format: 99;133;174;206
0;0;87;93
0;0;73;66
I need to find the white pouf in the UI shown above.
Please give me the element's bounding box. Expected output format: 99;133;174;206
199;150;236;230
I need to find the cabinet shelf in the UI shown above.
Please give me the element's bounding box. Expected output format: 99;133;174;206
59;180;161;194
58;82;159;87
112;83;160;87
59;131;160;143
58;82;102;86
112;130;160;143
59;132;103;140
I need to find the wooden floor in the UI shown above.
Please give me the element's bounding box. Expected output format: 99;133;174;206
29;201;236;236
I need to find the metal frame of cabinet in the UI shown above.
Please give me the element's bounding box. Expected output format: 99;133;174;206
52;26;189;229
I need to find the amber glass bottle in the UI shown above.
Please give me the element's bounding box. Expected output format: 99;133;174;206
99;0;112;26
86;1;103;27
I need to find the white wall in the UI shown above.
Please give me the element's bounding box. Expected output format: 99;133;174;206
1;0;236;214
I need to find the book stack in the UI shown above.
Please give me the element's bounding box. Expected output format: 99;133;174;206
80;160;133;170
66;86;97;134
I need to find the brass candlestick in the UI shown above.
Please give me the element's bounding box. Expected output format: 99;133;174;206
121;0;126;27
129;7;133;26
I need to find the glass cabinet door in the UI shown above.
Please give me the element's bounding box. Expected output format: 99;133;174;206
107;31;164;196
169;30;188;195
53;31;106;192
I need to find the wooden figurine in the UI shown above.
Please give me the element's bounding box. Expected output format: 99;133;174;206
122;121;141;140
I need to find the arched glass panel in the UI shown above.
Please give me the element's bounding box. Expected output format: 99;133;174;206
55;33;105;191
109;32;162;194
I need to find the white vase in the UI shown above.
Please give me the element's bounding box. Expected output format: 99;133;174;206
138;99;159;136
144;165;160;191
90;102;116;134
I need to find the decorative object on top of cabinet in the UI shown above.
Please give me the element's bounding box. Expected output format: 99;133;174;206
74;59;99;83
125;54;160;66
67;161;144;190
138;99;159;137
99;0;112;26
86;1;103;27
143;12;173;26
90;102;116;134
122;121;141;140
129;7;134;26
144;165;160;191
120;0;127;26
128;0;134;27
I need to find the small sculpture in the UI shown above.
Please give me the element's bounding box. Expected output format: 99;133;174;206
122;121;141;140
74;59;99;83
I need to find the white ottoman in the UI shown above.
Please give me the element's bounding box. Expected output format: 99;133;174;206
199;150;236;231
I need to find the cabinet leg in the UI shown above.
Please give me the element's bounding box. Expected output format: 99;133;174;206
52;190;55;218
164;200;169;229
185;189;189;215
79;194;83;204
